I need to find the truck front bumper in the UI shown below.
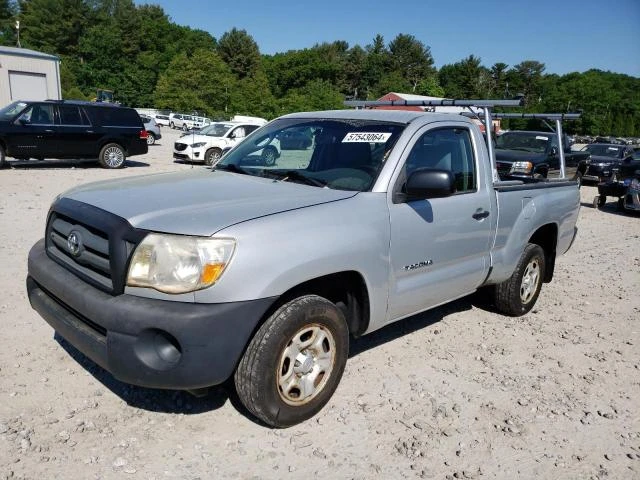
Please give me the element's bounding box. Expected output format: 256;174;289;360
27;239;276;390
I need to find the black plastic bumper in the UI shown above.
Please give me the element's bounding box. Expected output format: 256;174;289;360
27;239;276;390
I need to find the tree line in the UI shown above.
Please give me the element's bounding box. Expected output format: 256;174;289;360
2;0;639;136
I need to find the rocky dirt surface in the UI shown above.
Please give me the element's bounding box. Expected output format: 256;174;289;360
1;129;638;479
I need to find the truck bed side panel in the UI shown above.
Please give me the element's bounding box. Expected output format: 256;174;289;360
487;182;580;284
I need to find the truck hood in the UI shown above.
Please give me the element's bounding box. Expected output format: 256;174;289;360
495;149;547;163
62;170;357;236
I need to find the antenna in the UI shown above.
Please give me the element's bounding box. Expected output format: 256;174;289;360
16;20;21;48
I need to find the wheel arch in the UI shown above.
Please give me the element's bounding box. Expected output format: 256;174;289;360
528;223;557;282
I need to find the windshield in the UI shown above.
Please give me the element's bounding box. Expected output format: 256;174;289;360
0;101;28;121
199;123;234;137
585;144;623;158
495;132;550;153
216;118;405;191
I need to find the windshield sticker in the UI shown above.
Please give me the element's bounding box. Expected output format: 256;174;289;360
342;132;392;143
535;136;549;141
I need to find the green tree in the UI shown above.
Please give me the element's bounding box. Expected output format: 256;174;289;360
388;34;435;92
0;0;16;45
154;49;235;117
217;27;260;79
18;0;89;56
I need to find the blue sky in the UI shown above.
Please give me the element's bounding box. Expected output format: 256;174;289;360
136;0;640;77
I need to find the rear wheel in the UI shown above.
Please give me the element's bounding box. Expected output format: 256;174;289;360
234;295;349;428
494;243;545;316
146;132;156;146
0;144;7;168
98;143;126;169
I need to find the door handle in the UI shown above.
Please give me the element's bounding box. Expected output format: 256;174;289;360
86;130;94;133
472;209;490;220
44;129;54;133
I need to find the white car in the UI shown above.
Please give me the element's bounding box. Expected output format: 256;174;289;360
153;114;171;127
173;121;267;165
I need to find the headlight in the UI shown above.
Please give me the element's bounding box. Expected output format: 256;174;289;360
510;161;533;174
191;142;207;148
127;234;235;294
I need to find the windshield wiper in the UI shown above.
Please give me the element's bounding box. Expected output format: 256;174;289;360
214;163;249;175
263;170;327;188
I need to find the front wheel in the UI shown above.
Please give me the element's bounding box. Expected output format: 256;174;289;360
204;148;222;166
494;243;546;316
234;295;349;428
182;124;188;132
261;146;278;166
98;143;126;169
170;122;175;129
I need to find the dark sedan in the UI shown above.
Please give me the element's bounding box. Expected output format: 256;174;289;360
582;143;634;183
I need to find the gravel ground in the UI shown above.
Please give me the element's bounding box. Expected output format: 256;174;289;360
1;128;639;479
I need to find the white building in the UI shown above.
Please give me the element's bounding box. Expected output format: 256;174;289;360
0;46;61;107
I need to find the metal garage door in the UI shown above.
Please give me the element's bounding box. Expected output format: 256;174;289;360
9;71;48;101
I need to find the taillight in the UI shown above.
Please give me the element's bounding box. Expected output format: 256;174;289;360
140;130;148;139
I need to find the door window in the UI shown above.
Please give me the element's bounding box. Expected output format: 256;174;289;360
405;127;476;193
19;104;55;125
59;105;89;125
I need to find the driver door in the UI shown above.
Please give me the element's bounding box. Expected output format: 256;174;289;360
11;103;57;159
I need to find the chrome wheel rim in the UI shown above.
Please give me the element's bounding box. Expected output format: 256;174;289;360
146;134;154;145
520;258;541;304
277;324;336;406
263;149;276;166
104;146;124;167
207;150;221;165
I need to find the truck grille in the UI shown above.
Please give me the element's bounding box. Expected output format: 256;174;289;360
174;142;187;151
45;198;147;295
48;214;113;291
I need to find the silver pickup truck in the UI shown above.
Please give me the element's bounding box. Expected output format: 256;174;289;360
27;101;580;427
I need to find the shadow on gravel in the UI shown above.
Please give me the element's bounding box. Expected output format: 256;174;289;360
55;333;230;415
52;291;495;424
582;199;640;216
349;295;480;357
5;159;150;169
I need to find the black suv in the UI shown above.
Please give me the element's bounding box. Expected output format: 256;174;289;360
0;100;148;169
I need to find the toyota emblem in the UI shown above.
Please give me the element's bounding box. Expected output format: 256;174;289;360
67;231;82;257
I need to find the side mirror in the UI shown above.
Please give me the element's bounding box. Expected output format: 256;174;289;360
405;169;456;201
17;117;30;126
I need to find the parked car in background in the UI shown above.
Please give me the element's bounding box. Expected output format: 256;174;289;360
495;130;589;182
153;114;170;127
173;119;266;165
169;113;211;131
140;115;162;146
0;99;147;169
279;126;314;150
581;143;634;184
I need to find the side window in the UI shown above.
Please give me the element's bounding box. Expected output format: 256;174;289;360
405;127;476;193
20;104;54;125
59;105;88;125
231;127;246;139
245;125;260;135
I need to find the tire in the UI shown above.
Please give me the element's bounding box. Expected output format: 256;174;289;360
170;122;175;129
0;144;7;169
204;148;222;166
234;295;349;428
494;243;546;316
146;132;156;146
182;124;188;132
574;172;583;188
261;146;278;166
98;143;126;169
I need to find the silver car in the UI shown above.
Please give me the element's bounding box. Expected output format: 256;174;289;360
140;115;162;145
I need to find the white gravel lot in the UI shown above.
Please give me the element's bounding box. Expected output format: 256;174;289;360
0;128;639;479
